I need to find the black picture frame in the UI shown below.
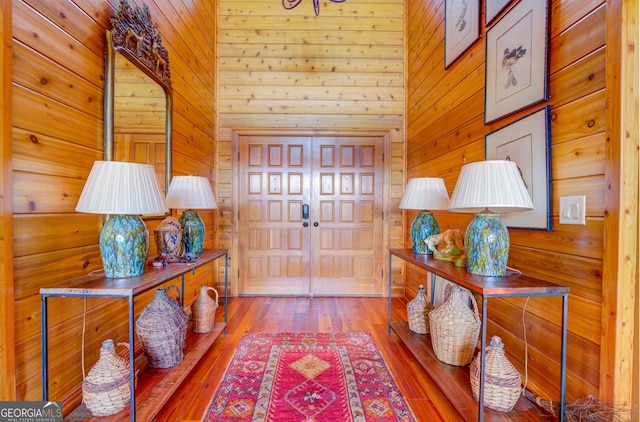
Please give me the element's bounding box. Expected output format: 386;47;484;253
484;0;549;123
444;0;481;68
485;0;513;27
485;106;552;230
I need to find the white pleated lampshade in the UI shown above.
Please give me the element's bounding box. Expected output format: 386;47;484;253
76;161;168;215
448;160;534;213
165;175;218;210
399;177;450;211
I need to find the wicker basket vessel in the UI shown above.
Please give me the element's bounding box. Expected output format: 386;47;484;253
429;284;481;366
407;285;433;334
470;336;522;412
135;285;188;368
82;339;131;417
191;285;219;333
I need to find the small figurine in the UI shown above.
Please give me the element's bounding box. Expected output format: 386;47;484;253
425;229;467;267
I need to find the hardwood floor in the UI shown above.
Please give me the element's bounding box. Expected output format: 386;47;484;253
154;296;455;421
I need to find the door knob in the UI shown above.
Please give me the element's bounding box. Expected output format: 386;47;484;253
303;222;309;227
313;222;319;227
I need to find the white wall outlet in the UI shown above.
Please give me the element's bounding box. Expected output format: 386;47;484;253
559;195;586;225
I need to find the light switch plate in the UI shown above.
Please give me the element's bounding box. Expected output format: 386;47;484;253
559;196;586;225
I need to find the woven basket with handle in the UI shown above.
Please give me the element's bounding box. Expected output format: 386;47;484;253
82;339;131;417
428;284;481;366
135;285;188;368
191;285;219;333
470;335;522;412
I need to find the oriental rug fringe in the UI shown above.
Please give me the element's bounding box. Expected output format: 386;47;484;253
203;332;416;422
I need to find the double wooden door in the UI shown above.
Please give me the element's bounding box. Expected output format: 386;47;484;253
238;135;384;296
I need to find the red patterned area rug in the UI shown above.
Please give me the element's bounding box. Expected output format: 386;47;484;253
203;332;416;422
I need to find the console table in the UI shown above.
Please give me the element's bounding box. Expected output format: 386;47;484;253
388;248;569;422
40;248;229;421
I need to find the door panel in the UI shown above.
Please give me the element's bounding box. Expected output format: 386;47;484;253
310;138;383;295
238;135;384;295
239;137;311;295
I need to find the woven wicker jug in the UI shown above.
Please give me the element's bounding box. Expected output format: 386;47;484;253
82;339;131;417
136;285;188;368
191;285;219;333
470;336;522;412
407;285;433;334
428;284;480;366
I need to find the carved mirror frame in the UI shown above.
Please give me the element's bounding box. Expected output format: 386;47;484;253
104;0;172;196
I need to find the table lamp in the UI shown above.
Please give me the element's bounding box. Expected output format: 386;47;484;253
165;175;217;257
399;177;450;254
75;161;168;278
448;160;533;276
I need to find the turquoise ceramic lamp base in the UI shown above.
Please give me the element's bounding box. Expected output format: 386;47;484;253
411;211;440;254
99;215;149;278
179;210;204;257
464;212;509;276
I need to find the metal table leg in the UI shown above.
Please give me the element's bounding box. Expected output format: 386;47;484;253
128;294;136;421
41;295;48;401
388;254;392;334
478;296;487;421
224;252;229;333
559;293;568;422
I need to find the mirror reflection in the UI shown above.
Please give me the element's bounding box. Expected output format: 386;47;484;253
113;52;167;192
104;0;173;206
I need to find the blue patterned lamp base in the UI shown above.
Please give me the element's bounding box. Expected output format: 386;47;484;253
180;210;205;257
411;211;440;254
100;215;149;278
464;213;509;276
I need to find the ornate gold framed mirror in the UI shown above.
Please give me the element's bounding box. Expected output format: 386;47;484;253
104;0;172;199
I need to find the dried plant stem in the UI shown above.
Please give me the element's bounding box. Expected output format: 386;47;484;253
523;390;636;421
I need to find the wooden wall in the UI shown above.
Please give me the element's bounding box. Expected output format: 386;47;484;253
216;0;406;296
405;0;628;407
4;0;636;413
602;0;638;410
1;0;15;401
10;0;217;406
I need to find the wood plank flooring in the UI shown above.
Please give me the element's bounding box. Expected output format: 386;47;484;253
155;297;454;421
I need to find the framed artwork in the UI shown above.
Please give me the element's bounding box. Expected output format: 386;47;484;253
445;0;480;68
484;0;549;123
485;106;551;230
485;0;513;26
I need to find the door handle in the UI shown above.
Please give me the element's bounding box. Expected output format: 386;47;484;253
313;222;319;227
303;222;309;228
302;204;309;220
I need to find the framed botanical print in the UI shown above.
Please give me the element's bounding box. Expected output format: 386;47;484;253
484;0;549;123
485;106;551;230
445;0;480;68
